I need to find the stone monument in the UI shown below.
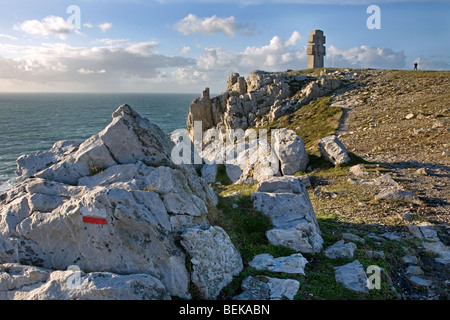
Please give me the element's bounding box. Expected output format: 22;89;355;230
307;30;326;69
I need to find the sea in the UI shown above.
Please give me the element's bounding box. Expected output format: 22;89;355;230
0;93;198;194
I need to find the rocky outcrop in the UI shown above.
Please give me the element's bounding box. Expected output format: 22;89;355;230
15;140;80;182
182;70;347;185
0;104;244;300
186;71;344;136
408;223;450;265
0;263;170;300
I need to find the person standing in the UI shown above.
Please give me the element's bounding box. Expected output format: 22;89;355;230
414;62;418;70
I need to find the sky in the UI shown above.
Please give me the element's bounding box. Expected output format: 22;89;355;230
0;0;448;93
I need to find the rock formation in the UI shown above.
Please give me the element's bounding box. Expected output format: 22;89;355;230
186;70;344;136
182;70;347;185
0;104;243;300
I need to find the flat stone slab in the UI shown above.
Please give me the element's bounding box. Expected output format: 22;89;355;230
334;260;369;293
249;253;308;275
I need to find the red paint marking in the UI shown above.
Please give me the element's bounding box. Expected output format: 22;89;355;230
82;216;107;225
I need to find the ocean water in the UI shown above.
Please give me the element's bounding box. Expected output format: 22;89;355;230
0;93;198;193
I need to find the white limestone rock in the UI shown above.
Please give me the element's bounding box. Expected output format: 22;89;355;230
1;265;171;300
273;129;309;175
256;175;306;194
375;187;421;205
324;240;357;259
1;104;223;300
0;263;49;292
266;227;323;254
227;139;280;184
252;179;323;254
249;253;308;275
408;224;450;265
201;163;218;183
334;260;369;293
180;226;243;300
318;135;350;166
16;140;80;182
12;186;191;298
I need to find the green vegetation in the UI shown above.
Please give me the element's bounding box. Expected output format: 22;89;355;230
256;96;342;155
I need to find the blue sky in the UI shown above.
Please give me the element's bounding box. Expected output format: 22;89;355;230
0;0;448;93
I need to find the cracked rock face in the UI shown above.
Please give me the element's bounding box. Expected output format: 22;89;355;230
0;104;241;300
252;176;323;254
180;226;243;300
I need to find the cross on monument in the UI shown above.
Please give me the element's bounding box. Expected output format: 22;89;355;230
307;30;326;69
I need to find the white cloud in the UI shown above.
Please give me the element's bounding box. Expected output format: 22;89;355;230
77;68;106;75
99;22;112;33
175;14;250;37
97;38;129;46
0;40;195;91
0;34;18;40
125;41;159;57
83;22;94;29
180;46;191;54
17;15;74;39
286;31;302;47
327;45;406;69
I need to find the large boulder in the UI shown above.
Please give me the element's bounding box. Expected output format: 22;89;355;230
180;226;243;299
252;176;323;253
273;129;309;175
0;104;240;300
34;105;174;185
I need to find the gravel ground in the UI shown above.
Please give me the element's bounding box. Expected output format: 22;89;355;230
337;69;450;225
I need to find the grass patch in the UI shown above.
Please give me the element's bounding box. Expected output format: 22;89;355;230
255;97;342;156
296;252;398;300
216;164;232;185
